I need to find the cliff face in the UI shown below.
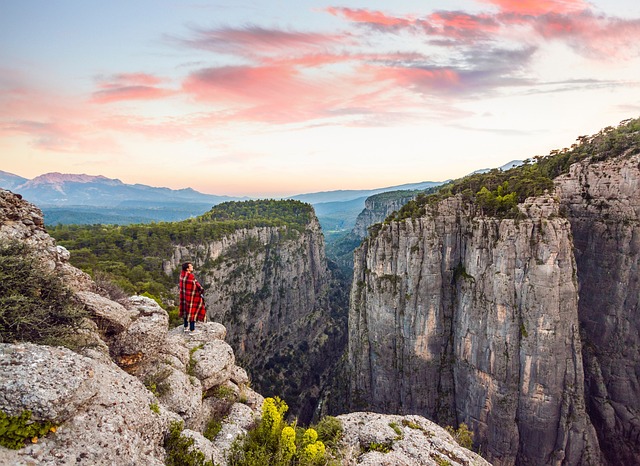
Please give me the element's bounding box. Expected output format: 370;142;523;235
348;194;602;465
351;191;419;239
164;216;347;422
555;153;640;465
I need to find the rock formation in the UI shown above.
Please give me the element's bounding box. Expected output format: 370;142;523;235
348;194;602;465
336;412;490;466
163;214;348;422
0;188;263;465
347;133;640;465
555;153;640;465
351;190;422;240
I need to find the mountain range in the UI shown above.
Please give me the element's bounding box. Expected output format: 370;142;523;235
0;160;520;227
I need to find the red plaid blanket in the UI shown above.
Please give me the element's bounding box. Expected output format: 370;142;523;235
179;270;207;322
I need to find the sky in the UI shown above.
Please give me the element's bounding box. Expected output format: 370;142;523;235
1;0;640;197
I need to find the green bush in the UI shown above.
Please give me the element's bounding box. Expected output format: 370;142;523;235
314;416;343;447
164;421;215;466
204;418;223;441
227;397;328;466
445;422;474;450
0;241;88;348
0;410;56;450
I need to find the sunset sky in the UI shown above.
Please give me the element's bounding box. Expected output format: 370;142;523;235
1;0;640;197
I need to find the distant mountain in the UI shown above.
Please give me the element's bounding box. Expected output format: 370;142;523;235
11;172;242;207
0;171;248;225
0;170;28;190
471;159;523;175
288;180;444;205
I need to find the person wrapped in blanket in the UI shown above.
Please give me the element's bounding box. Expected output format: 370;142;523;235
179;261;207;334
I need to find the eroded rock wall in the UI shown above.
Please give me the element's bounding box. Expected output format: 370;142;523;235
348;194;601;465
164;216;347;422
555;153;640;465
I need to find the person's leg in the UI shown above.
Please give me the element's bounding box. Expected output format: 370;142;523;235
183;317;189;331
189;320;195;331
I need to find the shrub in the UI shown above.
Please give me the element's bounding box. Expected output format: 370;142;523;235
445;422;474;450
0;410;56;450
315;416;343;447
0;241;88;348
204;417;223;441
226;397;329;466
164;421;215;466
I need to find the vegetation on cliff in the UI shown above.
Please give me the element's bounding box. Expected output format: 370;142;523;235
48;200;314;305
390;117;640;221
228;397;342;466
0;241;88;347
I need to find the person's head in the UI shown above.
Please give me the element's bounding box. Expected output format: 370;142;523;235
182;262;193;272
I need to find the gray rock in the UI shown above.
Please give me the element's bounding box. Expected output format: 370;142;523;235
337;412;491;466
0;343;174;466
191;340;235;391
555;152;640;465
182;429;224;465
75;290;133;334
348;194;601;465
111;296;169;367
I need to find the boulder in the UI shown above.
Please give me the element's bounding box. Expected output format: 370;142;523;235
0;343;177;466
337;412;491;466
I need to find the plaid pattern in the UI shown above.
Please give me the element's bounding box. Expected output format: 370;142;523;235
179;270;207;322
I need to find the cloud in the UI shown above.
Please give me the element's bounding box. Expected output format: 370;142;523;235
527;11;640;58
176;24;344;59
478;0;589;15
325;7;500;42
91;73;175;103
325;5;640;58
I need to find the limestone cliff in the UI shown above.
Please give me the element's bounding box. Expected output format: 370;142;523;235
351;190;421;239
348;194;602;465
163;213;348;422
555;153;640;465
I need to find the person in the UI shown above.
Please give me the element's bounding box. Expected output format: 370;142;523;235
179;261;207;334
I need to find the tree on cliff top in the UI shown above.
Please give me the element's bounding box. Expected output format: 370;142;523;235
389;116;640;222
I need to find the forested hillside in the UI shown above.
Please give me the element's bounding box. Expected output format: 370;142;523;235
49;199;315;319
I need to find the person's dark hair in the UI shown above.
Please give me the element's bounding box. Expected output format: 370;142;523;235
182;262;192;271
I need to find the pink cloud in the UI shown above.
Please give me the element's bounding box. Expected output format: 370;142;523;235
92;86;175;104
478;0;589;15
183;65;307;103
529;11;640;56
325;7;415;28
325;5;640;59
91;73;174;103
179;25;344;59
372;66;463;93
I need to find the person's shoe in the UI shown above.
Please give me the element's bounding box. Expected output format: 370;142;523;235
183;327;189;333
188;329;201;336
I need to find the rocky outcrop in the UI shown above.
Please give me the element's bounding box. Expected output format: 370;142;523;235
327;191;423;274
0;189;93;291
348;194;602;465
0;343;176;466
337;412;491;466
555;153;640;465
0;189;263;465
351;190;421;239
163;216;348;422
